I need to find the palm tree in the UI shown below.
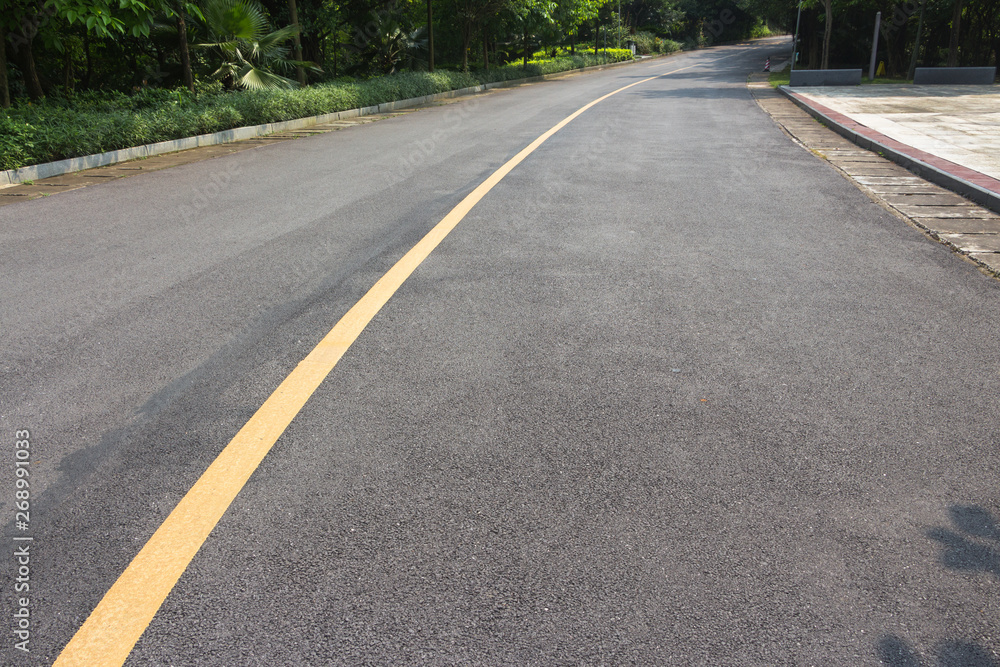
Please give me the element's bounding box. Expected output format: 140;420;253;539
348;11;426;76
199;0;320;90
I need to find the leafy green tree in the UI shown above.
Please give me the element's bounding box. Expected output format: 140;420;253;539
553;0;609;51
3;1;49;100
49;0;205;91
48;0;160;37
198;0;320;89
347;8;424;74
454;0;521;69
166;1;205;94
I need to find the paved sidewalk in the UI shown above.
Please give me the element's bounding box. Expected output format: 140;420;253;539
749;75;1000;277
782;84;1000;212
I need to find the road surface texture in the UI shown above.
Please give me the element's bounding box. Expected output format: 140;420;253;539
2;39;999;665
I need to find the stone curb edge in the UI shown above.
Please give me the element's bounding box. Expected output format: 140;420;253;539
0;55;657;187
777;85;1000;216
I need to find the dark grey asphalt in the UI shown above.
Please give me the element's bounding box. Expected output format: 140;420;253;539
3;39;1000;665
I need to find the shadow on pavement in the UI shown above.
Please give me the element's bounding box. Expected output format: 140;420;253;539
878;635;1000;667
634;86;751;101
877;505;1000;666
928;505;1000;579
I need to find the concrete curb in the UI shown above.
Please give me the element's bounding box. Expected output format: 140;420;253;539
0;55;655;187
777;85;1000;215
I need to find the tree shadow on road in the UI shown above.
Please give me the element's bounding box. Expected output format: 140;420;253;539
877;505;1000;666
878;635;999;667
634;86;751;101
927;505;1000;579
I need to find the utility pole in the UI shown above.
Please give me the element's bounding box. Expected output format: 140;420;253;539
907;0;926;80
288;0;306;87
868;11;881;81
791;0;803;70
427;0;434;71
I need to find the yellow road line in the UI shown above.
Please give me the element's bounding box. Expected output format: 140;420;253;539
53;56;721;667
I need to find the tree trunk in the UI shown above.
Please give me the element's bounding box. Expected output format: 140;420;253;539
427;0;434;71
14;35;44;101
287;0;307;86
461;24;470;71
595;21;599;54
176;12;195;94
0;24;10;108
907;0;926;80
821;0;832;69
947;0;965;66
63;48;73;94
83;30;92;89
570;33;574;55
482;26;488;68
523;29;528;68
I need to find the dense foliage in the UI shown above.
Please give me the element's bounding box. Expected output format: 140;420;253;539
1;0;780;108
0;50;632;170
771;0;1000;73
4;0;993;170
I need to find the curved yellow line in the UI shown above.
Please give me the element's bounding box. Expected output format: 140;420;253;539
54;58;715;666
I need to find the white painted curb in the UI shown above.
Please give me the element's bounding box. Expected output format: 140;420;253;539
0;56;653;187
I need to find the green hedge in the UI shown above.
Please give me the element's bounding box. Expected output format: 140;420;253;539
1;53;634;172
631;32;682;56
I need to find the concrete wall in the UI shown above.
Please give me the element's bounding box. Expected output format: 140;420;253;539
789;69;862;87
913;67;997;85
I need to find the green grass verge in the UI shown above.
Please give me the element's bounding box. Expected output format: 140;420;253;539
1;51;634;172
768;65;790;88
861;76;910;85
769;65;910;88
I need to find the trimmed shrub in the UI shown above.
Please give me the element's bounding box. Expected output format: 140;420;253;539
750;21;773;39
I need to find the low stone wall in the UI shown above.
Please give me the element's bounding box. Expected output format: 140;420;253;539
789;69;862;87
913;67;997;85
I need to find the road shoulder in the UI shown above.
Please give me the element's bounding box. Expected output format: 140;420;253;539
748;73;1000;279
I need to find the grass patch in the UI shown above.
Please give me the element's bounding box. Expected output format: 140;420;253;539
769;64;910;88
768;65;790;88
862;76;910;85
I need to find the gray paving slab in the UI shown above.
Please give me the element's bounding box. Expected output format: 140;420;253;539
894;205;999;218
750;72;1000;275
940;233;1000;252
853;176;929;185
861;183;952;194
881;193;973;206
791;85;1000;182
919;219;1000;234
971;252;1000;271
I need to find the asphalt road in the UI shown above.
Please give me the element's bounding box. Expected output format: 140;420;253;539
3;39;1000;666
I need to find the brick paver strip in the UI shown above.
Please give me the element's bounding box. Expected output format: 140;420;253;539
785;91;1000;198
747;76;1000;279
